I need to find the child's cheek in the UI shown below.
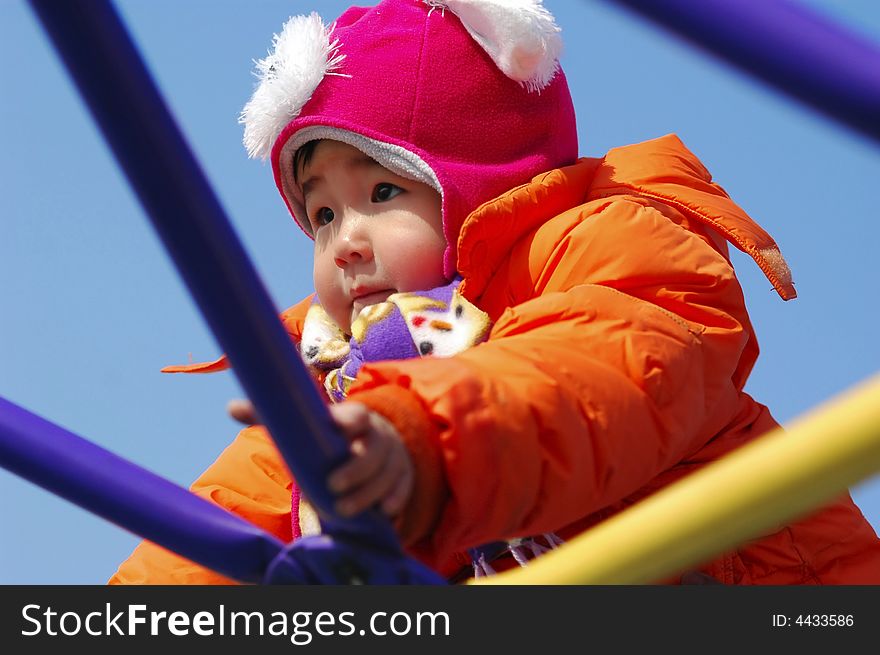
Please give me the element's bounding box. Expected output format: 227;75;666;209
313;256;349;332
378;228;447;291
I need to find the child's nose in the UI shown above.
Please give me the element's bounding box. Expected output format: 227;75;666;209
333;212;373;267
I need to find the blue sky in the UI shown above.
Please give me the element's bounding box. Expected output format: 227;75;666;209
1;0;879;584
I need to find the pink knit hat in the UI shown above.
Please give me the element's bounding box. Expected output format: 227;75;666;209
241;0;578;278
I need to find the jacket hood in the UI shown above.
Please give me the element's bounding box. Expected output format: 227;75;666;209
457;133;795;302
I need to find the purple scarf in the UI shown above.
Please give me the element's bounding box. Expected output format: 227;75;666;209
300;276;491;402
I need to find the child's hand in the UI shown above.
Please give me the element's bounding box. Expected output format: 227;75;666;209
227;399;413;518
227;398;260;425
326;402;413;518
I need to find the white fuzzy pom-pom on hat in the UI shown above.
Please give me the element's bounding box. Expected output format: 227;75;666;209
426;0;562;92
240;13;346;160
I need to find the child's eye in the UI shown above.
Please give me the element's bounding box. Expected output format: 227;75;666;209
312;207;335;227
372;183;403;203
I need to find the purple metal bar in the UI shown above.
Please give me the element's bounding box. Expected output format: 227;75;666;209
0;397;284;584
606;0;880;145
26;0;397;550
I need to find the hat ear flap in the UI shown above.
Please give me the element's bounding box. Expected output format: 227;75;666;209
240;13;346;160
427;0;562;92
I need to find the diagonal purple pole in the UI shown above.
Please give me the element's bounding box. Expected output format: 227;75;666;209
605;0;880;146
26;0;398;551
0;397;284;584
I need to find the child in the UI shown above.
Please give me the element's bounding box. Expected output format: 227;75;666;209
109;0;880;584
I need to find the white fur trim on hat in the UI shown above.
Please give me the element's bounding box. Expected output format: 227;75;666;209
240;13;347;160
278;126;443;237
425;0;562;92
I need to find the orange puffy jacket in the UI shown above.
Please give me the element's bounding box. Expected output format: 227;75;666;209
109;134;880;585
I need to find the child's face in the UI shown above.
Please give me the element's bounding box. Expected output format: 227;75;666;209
299;141;446;333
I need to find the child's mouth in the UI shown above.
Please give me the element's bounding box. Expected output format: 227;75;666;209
352;289;395;309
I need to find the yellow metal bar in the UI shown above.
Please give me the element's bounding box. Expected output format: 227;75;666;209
473;372;880;585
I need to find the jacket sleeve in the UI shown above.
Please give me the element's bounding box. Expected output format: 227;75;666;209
348;198;753;560
107;425;293;584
